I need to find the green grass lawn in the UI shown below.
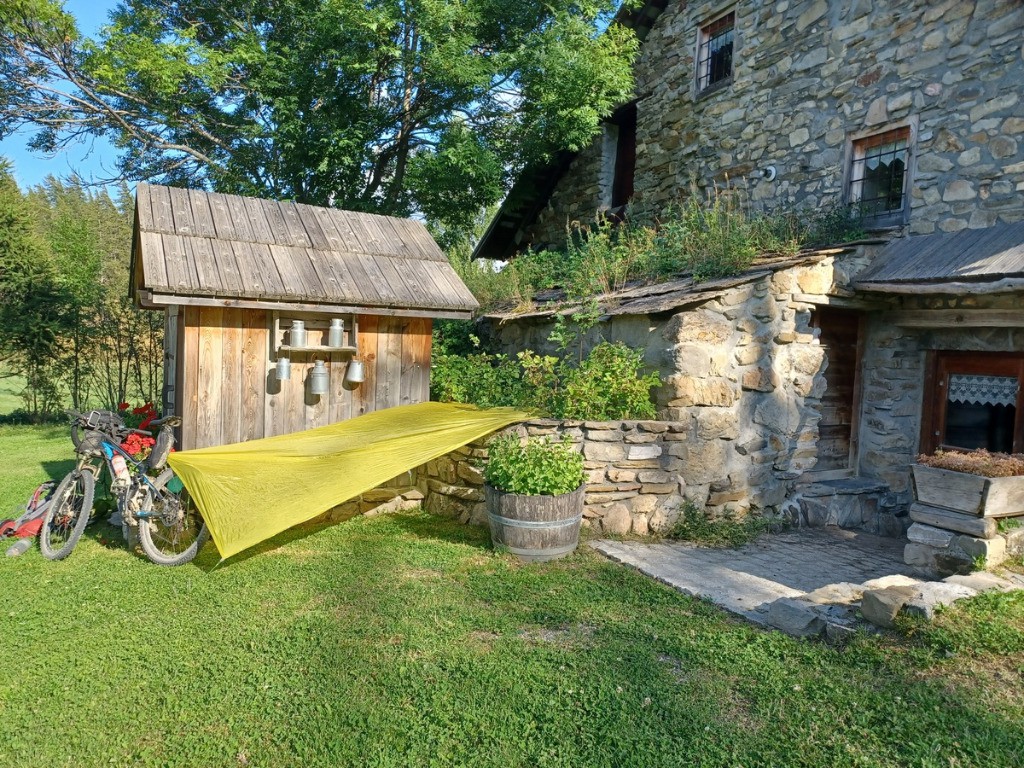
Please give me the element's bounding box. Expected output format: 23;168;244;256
1;425;1023;767
0;372;27;415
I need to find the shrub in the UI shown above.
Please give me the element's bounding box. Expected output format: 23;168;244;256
916;449;1024;478
484;434;585;496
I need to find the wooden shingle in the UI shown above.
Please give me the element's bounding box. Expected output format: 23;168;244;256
131;184;478;318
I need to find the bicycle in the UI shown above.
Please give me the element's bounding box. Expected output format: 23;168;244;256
40;409;209;566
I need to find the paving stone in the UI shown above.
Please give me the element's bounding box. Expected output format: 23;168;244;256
861;585;919;629
802;582;864;605
943;572;1019;593
767;598;825;637
903;582;979;621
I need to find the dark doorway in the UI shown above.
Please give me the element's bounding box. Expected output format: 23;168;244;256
812;307;863;471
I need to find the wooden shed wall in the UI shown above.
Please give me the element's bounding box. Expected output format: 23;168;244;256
173;307;431;450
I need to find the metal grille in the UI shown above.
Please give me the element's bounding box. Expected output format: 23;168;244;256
698;13;734;91
850;129;909;218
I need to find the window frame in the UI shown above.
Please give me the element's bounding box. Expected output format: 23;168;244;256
844;119;917;229
920;351;1024;455
695;9;736;98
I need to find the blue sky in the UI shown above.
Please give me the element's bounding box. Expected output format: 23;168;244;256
1;0;120;189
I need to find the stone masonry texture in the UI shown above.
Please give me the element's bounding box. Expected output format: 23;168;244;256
526;0;1023;249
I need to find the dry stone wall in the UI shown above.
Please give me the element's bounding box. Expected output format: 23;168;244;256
473;256;853;523
418;420;690;535
527;0;1024;249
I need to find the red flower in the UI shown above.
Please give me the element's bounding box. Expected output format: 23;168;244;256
139;415;155;430
117;402;130;411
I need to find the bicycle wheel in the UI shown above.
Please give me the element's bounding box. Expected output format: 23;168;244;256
137;468;209;566
40;469;95;560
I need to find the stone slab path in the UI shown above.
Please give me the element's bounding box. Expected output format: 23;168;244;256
591;528;917;625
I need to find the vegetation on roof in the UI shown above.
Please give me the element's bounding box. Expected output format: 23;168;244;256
453;193;867;314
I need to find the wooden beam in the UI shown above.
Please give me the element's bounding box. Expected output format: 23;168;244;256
885;309;1024;328
856;277;1024;295
143;292;474;320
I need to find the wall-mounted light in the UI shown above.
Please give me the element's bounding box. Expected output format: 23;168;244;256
344;359;365;387
750;165;777;182
276;356;291;380
309;358;329;395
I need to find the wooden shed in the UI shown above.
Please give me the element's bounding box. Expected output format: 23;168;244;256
130;183;478;450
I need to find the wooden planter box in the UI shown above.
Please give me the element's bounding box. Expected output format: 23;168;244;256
485;484;585;563
911;464;1024;518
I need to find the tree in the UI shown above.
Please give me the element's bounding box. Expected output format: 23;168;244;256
0;160;70;414
1;0;638;242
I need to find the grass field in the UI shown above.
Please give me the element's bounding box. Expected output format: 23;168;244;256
1;425;1023;767
0;372;26;415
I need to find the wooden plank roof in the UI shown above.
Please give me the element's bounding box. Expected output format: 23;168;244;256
856;221;1024;289
131;184;478;318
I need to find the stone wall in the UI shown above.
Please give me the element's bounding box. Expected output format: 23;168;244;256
855;293;1024;505
418;419;690;535
527;0;1024;249
483;255;855;519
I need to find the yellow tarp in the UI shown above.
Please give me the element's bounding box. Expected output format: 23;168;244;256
167;402;529;560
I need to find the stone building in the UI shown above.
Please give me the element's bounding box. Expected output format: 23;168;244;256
466;0;1024;568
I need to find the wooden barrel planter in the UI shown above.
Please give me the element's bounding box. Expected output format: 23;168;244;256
485;484;585;562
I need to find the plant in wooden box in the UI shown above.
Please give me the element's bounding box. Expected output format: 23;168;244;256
909;449;1024;571
484;434;586;562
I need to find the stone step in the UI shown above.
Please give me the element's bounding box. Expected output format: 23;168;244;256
766;571;1023;638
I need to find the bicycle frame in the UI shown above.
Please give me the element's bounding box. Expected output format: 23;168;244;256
95;440;162;524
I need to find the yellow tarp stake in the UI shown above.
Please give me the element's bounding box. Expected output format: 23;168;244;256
167;402;529;560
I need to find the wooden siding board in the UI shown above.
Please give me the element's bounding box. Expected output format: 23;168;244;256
329;348;353;424
220;308;243;444
241;309;266;441
354;314;378;417
186;188;218;238
399;317;431;405
196;306;224;449
181;307;201;450
376;315;403;409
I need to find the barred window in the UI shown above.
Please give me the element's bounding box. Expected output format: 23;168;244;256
697;12;734;93
849;128;910;220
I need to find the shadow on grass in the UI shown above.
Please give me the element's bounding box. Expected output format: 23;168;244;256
42;458;77;481
386;510;493;550
198;516;340;570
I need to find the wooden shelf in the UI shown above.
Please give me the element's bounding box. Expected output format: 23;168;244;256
278;345;357;354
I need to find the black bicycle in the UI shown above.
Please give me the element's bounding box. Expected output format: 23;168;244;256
40;409;209;566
